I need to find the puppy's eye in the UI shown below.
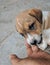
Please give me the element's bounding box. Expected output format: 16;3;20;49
29;23;35;30
20;33;24;37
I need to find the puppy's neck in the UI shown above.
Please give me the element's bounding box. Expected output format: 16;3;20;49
42;11;50;30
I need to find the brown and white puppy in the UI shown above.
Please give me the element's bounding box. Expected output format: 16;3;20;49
16;9;50;53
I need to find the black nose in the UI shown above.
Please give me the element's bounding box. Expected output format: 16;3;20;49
31;40;37;45
40;34;42;37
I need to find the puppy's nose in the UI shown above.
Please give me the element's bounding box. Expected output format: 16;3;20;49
31;40;37;45
40;34;42;36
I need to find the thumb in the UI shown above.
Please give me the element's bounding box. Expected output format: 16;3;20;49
32;45;39;52
10;54;21;65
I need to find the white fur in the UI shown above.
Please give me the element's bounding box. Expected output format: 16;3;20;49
38;29;50;50
37;39;47;50
43;29;50;44
27;34;41;45
42;11;49;21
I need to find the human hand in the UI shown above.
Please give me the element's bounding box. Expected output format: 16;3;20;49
25;43;50;59
10;43;50;65
10;54;50;65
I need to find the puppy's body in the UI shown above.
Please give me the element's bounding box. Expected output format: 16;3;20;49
16;9;50;53
43;11;50;45
40;11;50;52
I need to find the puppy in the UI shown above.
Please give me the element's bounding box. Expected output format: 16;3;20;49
16;9;50;53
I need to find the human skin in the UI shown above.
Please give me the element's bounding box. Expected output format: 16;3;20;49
10;43;50;65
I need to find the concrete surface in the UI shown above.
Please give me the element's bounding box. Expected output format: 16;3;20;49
0;0;50;65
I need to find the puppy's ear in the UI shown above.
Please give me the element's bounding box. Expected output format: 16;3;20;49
29;9;42;24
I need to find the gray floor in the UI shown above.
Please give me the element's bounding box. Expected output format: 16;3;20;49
0;0;50;65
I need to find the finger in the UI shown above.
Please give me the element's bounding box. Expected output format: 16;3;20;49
25;42;31;49
10;54;21;65
25;43;33;56
31;45;39;52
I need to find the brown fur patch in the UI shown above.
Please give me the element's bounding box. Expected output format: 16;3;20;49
16;9;42;38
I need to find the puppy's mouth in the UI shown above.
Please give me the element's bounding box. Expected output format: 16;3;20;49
31;34;42;45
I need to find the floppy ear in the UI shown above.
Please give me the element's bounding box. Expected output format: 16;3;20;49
29;9;42;24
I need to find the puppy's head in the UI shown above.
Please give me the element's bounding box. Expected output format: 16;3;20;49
16;9;43;48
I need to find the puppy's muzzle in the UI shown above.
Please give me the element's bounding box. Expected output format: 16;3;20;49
31;34;42;45
27;34;42;45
